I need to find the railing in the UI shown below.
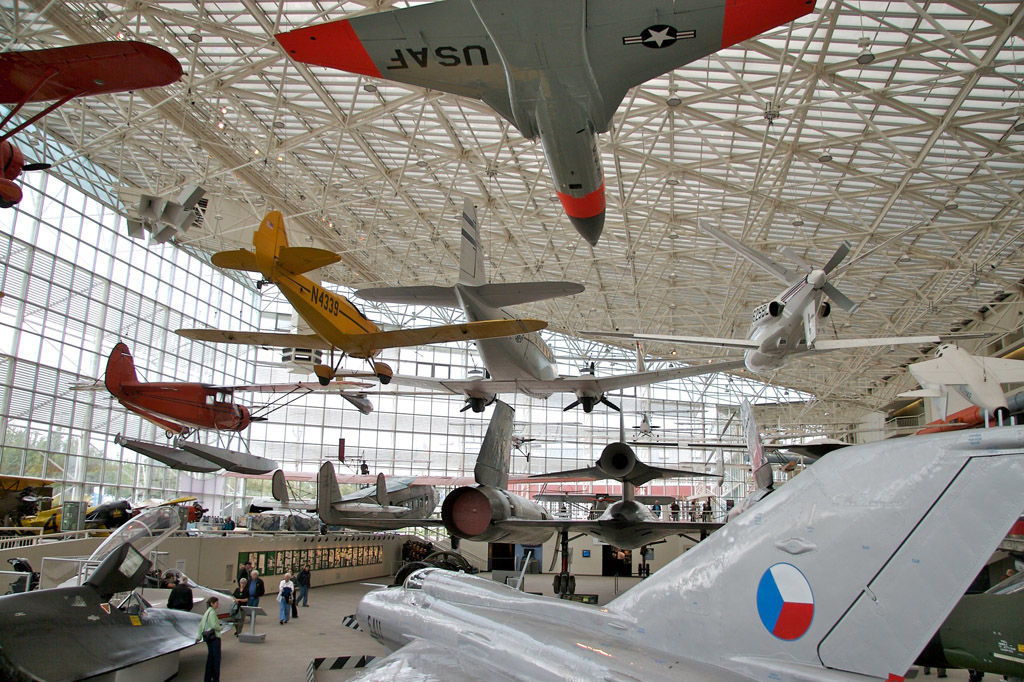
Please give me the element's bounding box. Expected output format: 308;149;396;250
0;528;108;552
0;569;35;594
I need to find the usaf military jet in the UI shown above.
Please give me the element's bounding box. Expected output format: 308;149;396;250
357;199;743;412
275;0;815;245
587;220;979;373
900;344;1024;424
344;423;1024;682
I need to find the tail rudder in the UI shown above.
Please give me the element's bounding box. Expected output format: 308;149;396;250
458;198;486;286
104;342;140;395
253;210;288;258
374;473;389;507
609;427;1024;682
473;400;514;488
271;469;289;506
742;399;772;491
316;461;344;524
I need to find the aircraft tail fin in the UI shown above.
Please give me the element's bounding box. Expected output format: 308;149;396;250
242;212;340;276
458;198;486;286
742;399;772;491
104;342;141;395
271;469;289;506
473;400;514;488
609;427;1024;681
316;461;345;524
374;473;389;508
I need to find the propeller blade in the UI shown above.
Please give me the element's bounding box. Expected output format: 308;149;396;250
822;241;852;274
563;399;581;412
22;162;51;172
779;246;811;271
460;402;472;413
821;282;859;313
601;396;621;412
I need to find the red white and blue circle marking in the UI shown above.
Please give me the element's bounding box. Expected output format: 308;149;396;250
757;563;814;640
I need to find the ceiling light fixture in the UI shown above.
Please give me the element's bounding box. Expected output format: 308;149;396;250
792;217;805;227
363;83;378;93
856;37;875;65
188;32;202;43
1014;119;1024;133
666;95;681;107
818;149;833;163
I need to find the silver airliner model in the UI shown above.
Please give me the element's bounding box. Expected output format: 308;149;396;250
358;199;742;412
900;343;1024;422
275;0;816;245
587;220;979;373
344;424;1024;682
316;462;442;530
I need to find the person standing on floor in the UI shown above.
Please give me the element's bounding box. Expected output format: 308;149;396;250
167;577;194;611
230;577;249;636
197;596;221;682
277;572;294;625
296;565;311;607
247;570;265;606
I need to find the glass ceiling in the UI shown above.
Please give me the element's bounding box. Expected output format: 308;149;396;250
2;0;1023;429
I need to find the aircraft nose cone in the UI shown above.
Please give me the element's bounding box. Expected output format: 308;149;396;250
807;269;826;288
568;211;606;246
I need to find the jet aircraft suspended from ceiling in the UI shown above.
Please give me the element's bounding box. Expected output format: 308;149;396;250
586;220;984;373
275;0;816;245
358;199;743;412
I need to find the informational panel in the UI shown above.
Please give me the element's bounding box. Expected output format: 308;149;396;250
237;545;383;577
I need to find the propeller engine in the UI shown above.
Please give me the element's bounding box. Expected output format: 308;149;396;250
0;140;51;208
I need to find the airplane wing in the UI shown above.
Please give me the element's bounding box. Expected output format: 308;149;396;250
551;359;746;393
276;4;515;123
388;359;744;397
975;357;1024;383
812;335;970;351
218;379;373;392
176;329;331;349
324;517;445;531
345;639;483;682
0;41;182;104
341;318;546;356
907;357;969;385
474;282;585;308
500;518;720;534
581;330;759;350
356;286;461;308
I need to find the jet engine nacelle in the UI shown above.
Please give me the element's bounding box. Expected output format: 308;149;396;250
441;485;554;545
596;442;638;479
751;300;784;327
818;301;831;318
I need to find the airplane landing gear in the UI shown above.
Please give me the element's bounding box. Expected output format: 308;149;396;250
553;528;577;596
313;363;335;386
373;362;393;385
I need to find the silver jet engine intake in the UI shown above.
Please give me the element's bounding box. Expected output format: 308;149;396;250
596;442;638;480
441;485;553;546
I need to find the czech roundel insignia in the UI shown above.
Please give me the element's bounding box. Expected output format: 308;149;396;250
757;563;814;640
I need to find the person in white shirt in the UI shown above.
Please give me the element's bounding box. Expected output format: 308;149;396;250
277;572;295;624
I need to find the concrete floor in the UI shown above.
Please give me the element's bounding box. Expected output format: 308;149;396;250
174;572;978;682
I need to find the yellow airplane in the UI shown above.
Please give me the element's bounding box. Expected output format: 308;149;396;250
178;211;546;384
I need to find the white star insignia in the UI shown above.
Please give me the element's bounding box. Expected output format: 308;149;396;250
644;28;673;47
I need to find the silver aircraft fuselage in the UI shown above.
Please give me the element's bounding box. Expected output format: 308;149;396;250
455;283;558;392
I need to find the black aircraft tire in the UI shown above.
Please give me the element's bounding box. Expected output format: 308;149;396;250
567;575;576;595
